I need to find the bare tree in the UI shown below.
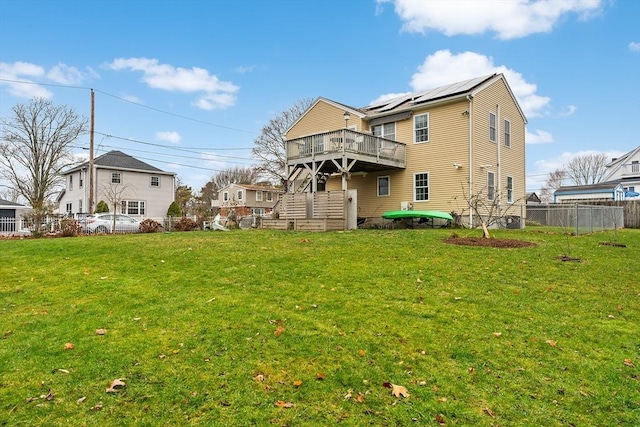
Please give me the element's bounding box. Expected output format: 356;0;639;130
565;153;609;185
0;98;87;232
539;168;567;203
251;98;314;185
100;182;131;233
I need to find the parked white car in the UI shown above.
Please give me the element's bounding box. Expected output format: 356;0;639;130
81;214;141;234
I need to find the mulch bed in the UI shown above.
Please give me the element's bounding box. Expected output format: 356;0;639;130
442;237;537;248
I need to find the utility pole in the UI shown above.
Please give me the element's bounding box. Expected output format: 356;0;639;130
89;89;95;213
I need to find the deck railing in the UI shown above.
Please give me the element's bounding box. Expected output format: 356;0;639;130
286;129;406;165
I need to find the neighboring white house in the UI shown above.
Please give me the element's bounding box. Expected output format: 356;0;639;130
213;183;282;218
603;146;640;199
0;198;29;234
58;150;176;218
554;180;626;203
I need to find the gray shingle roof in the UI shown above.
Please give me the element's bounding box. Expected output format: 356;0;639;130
64;150;166;174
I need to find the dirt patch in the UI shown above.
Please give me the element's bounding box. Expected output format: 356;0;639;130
598;242;627;248
442;237;536;248
555;255;582;262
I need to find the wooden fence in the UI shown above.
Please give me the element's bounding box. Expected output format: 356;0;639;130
263;191;346;231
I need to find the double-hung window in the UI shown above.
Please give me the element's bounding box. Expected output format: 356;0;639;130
504;119;511;148
122;200;146;215
487;171;495;200
372;122;396;141
150;176;160;187
489;112;497;142
69;175;73;190
111;172;121;184
256;190;263;202
377;176;390;197
237;190;243;201
506;176;514;203
223;191;229;202
79;171;84;188
266;192;273;202
414;172;429;201
414;113;429;143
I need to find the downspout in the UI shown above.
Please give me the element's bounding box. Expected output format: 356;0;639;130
496;104;501;210
467;94;473;227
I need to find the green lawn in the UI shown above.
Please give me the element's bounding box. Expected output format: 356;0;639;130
1;228;638;426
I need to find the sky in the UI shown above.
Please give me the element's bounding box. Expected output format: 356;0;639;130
1;0;639;196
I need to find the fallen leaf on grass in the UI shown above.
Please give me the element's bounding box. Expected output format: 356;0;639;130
356;393;365;403
253;374;265;382
106;378;126;393
436;414;446;425
274;325;285;336
344;389;353;400
64;342;75;350
96;329;107;335
57;369;70;374
3;330;12;339
275;400;294;408
77;396;86;404
483;407;495;417
46;389;54;401
91;402;103;411
468;367;475;374
383;382;410;398
493;332;502;337
579;389;589;397
316;372;325;380
546;340;557;347
293;380;303;387
299;238;311;243
358;349;366;357
624;358;634;367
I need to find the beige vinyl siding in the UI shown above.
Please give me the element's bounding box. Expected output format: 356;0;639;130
287;101;365;139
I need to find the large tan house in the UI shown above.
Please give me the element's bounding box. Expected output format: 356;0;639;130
282;73;526;229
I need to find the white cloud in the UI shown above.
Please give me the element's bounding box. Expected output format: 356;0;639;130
106;57;239;110
47;63;86;85
0;61;53;98
526;129;554;144
155;131;182;144
559;105;577;117
380;0;604;40
234;65;256;74
409;50;550;118
630;41;640;52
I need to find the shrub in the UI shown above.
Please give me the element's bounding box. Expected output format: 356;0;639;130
173;217;199;231
95;200;109;213
139;218;163;233
60;218;82;237
167;201;182;217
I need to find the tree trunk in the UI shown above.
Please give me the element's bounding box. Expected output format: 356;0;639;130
481;221;491;239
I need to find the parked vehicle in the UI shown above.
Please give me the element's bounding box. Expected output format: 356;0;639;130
80;214;141;233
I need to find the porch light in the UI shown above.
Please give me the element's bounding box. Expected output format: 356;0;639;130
343;111;350;128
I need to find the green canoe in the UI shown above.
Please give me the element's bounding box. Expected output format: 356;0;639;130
382;210;453;221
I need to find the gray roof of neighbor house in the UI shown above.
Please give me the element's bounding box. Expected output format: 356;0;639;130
554;180;623;195
63;150;170;174
0;198;25;207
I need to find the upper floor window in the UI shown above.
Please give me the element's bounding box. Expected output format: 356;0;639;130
632;160;639;173
111;172;121;184
372;122;396;141
489;112;497;142
266;192;273;202
150;176;160;187
414;172;429;201
487;171;495;200
504;119;511;148
237;190;243;201
507;176;514;203
79;171;84;188
377;176;390;197
223;191;229;202
414;113;429;143
69;175;73;190
256;190;263;202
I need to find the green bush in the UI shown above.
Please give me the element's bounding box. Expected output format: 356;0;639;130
167;201;181;217
139;218;163;233
95;200;109;213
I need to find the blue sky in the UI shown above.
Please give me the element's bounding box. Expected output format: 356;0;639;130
1;0;639;195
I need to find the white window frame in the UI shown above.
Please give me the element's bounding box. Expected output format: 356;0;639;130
78;199;83;213
506;176;514;203
413;172;429;202
150;176;160;187
504;119;511;148
122;200;146;215
69;175;73;191
65;202;72;214
487;171;496;201
377;176;390;197
489;112;497;142
414;113;429;143
237;190;243;201
252;208;265;217
256;190;263;202
223;191;229;202
266;192;273;202
372;122;396;141
111;172;121;184
79;171;84;188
